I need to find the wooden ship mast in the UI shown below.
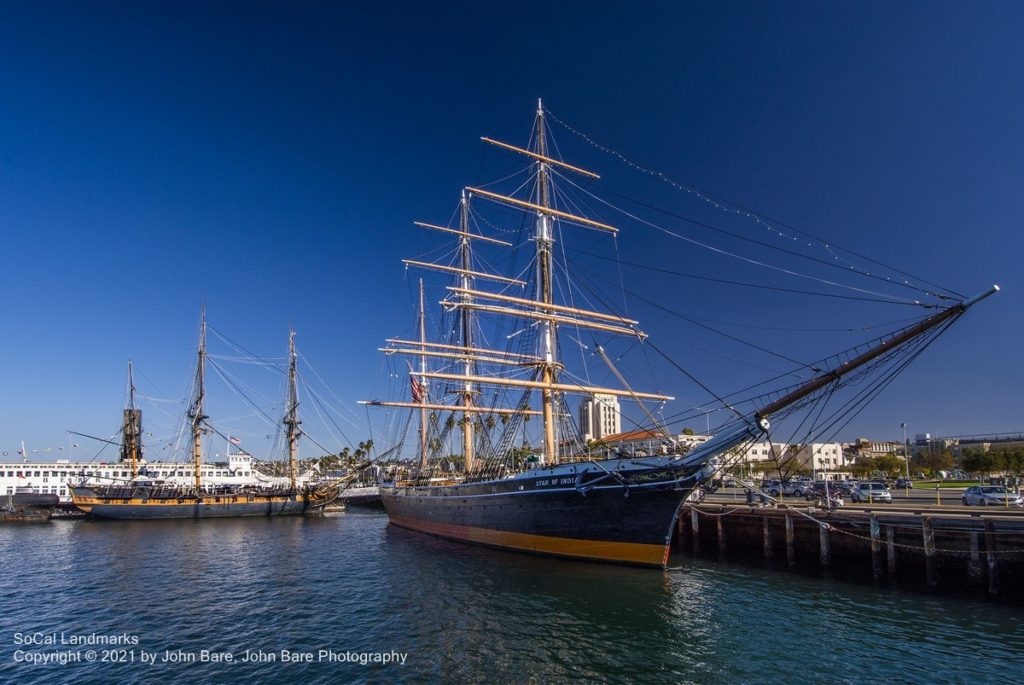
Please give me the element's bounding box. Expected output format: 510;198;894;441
187;308;208;491
364;100;672;471
285;330;301;491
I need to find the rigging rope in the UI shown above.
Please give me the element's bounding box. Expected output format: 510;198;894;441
544;109;966;301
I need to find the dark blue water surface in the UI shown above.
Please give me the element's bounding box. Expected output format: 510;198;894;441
0;512;1021;684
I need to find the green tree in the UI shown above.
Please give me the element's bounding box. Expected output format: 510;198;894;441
850;457;876;479
961;449;999;477
916;448;953;476
875;453;904;477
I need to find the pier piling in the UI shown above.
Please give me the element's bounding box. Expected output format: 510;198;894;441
679;503;1024;603
923;517;937;590
819;523;831;567
968;530;983;584
870;515;883;580
785;512;795;568
985;519;999;597
886;525;897;575
691;508;700;555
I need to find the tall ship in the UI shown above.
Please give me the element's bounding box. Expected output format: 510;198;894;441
70;316;340;519
363;101;998;568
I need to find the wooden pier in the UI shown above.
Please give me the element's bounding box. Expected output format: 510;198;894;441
677;503;1024;602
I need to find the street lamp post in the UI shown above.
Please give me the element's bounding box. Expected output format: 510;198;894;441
901;422;911;492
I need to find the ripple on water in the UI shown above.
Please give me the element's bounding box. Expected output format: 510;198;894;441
0;513;1021;685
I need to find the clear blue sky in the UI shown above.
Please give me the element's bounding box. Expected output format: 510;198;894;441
1;1;1020;461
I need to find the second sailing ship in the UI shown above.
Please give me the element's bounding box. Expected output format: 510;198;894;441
70;317;339;519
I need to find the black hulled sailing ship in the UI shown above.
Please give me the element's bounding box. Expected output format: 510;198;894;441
364;100;998;567
70;319;339;519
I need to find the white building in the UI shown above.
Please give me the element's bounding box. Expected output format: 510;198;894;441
0;452;303;502
794;443;848;475
579;394;621;443
726;441;848;478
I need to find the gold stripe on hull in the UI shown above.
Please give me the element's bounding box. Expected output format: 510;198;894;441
71;495;302;507
388;514;668;567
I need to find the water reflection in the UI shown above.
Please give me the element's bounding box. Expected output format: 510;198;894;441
0;512;1021;685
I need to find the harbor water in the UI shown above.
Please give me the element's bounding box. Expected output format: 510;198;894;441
1;512;1021;684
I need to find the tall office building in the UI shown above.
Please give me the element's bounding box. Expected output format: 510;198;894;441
579;393;621;443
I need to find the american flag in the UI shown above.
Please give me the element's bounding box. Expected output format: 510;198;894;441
228;435;242;445
408;363;425;403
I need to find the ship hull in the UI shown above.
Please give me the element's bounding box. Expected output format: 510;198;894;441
381;456;708;568
69;487;330;520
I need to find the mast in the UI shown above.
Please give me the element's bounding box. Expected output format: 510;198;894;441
123;361;141;480
459;191;475;473
285;330;301;491
188;307;208;492
535;98;558;464
417;279;429;470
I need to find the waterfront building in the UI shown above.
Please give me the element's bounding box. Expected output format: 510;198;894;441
0;452;305;502
726;441;847;479
794;443;850;478
849;438;903;459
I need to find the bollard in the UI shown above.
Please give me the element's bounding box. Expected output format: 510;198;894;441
785;512;796;568
763;517;773;561
870;515;883;580
935;484;941;506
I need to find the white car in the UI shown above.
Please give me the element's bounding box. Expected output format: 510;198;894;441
851;481;892;503
962;486;1024;507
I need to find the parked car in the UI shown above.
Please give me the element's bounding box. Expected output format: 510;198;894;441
895;478;913;489
765;480;806;497
792;479;815;496
804;481;845;506
962;486;1024;507
851;481;892;503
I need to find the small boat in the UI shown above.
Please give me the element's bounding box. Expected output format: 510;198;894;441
2;487;57;522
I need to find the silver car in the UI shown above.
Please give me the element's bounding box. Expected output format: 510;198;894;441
851;481;892;503
962;486;1024;507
